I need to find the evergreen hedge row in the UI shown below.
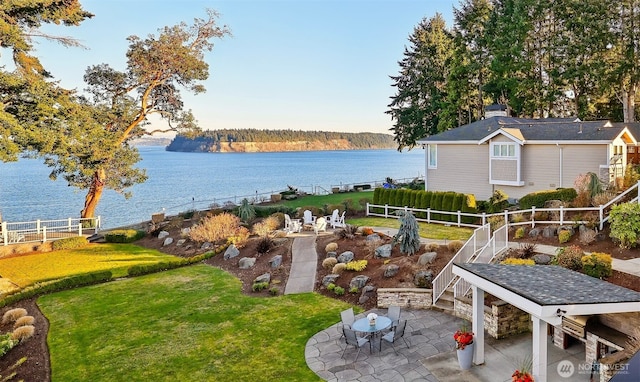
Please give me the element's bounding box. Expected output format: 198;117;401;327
518;188;578;209
372;188;478;222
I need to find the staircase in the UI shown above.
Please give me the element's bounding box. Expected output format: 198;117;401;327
432;286;455;314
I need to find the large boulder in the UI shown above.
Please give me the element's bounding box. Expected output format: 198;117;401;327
158;230;170;239
162;237;174;246
542;226;557;238
269;255;282;268
383;264;400;278
418;252;438;265
238;257;256;269
350;275;370;289
374;244;393;259
414;270;434;288
254;273;271;284
337;251;355;263
322;274;340;287
224;244;240;260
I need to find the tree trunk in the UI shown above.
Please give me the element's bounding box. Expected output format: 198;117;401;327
81;169;105;219
623;87;636;123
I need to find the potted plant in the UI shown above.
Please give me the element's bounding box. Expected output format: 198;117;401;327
512;356;534;382
453;323;474;370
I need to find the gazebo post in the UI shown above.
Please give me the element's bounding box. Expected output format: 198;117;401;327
472;285;485;365
531;316;548;382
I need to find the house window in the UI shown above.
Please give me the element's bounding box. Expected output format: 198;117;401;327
492;143;516;158
428;144;437;169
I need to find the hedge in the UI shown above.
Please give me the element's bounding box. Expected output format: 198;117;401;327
518;188;578;209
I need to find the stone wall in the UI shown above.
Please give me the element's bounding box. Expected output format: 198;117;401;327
376;288;432;309
455;296;531;339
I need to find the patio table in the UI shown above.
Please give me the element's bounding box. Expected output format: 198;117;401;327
352;316;391;353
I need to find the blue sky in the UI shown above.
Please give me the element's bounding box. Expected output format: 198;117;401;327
33;0;456;135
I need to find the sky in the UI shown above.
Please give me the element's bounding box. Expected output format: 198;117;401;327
31;0;457;135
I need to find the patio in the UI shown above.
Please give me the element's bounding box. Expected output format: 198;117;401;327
305;308;589;381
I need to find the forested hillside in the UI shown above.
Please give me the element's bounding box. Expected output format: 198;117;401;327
166;129;396;152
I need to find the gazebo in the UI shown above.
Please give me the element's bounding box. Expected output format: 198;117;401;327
453;263;640;382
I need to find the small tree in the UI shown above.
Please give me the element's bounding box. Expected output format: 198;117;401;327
392;210;421;255
238;198;255;223
609;202;640;249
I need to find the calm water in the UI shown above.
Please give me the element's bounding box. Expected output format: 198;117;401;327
0;147;424;228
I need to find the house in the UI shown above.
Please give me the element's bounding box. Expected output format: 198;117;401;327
417;110;639;201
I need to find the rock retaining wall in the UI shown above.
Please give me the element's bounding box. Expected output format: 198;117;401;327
377;288;432;309
455;296;531;339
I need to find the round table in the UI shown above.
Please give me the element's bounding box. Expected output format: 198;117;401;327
352;316;391;334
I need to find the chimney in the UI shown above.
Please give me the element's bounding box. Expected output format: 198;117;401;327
485;104;508;118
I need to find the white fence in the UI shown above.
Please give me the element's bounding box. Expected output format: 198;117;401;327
1;217;101;246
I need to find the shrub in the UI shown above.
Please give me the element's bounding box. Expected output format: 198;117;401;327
362;227;374;236
556;245;584;271
579;229;597;245
325;242;338;253
322;257;338;270
13;315;35;329
609;202;640;249
252;281;269;292
349;286;359;294
269;287;280;296
326;283;336;291
558;230;571;244
518;188;578;209
2;308;27;324
332;263;347;274
251;221;271;237
514;227;525;239
189;212;245;244
333;286;345;295
227;226;250;248
11;325;35;342
393;210;421;255
448;240;464;253
582;252;612;278
487;215;505;231
237;198;256;223
424;242;440;252
592;192;616;207
0;333;17;357
52;236;88;250
345;260;368;272
501;258;535;265
255;237;275;255
103;229;145;243
337;225;359;239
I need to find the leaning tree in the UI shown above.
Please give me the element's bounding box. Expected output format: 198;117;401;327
43;9;230;218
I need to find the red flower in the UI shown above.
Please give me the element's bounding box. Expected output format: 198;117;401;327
453;329;474;350
512;369;534;382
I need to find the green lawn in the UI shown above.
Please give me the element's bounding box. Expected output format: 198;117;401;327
39;265;351;382
347;217;473;241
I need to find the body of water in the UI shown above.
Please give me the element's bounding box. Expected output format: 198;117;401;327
0;147;425;229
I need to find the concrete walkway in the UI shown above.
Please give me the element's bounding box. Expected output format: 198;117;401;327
284;235;319;294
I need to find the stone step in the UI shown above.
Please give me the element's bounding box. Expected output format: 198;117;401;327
432;299;454;314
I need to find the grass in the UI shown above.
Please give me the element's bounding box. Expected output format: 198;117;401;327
347;217;474;241
279;191;373;211
39;265;350;382
0;244;180;288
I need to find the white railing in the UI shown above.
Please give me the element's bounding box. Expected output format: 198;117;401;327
1;217;100;246
453;224;509;299
367;204;485;228
431;224;491;304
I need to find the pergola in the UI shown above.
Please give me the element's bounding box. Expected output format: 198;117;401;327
453;263;640;382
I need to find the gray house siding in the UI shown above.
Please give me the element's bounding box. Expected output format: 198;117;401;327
426;144;491;198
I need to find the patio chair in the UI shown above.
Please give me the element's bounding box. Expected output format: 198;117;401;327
342;327;370;361
314;216;327;234
386;305;401;330
284;214;302;234
326;209;346;229
302;210;316;227
380;319;408;355
340;308;355;332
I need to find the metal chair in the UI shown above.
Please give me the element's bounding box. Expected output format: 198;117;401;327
342;327;370;361
380;320;408;355
339;308;355;337
386;305;401;330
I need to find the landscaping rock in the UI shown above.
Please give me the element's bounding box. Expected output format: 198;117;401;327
359;295;370;304
162;237;173;246
269;255;282;268
383;264;400;278
558;225;574;236
366;233;382;242
350;275;369;289
414;270;434;288
224;244;240;260
176;239;186;247
528;228;541;237
200;242;213;250
362;285;376;294
158;230;170;239
238;257;256;269
374;244;393;259
254;273;271;284
326;251;337;258
533;254;552;265
181;227;190;236
337;251;354;263
542;226;557;238
418;252;438;265
322;274;340;287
